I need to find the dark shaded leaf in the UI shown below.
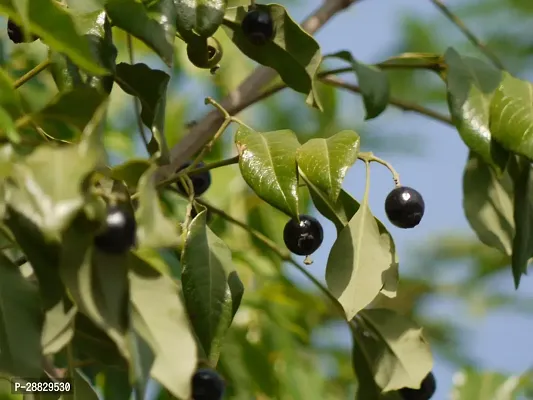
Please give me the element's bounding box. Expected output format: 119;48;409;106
181;210;244;363
223;4;322;109
327;51;390;120
115;63;170;162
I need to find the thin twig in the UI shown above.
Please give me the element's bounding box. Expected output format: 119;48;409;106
321;75;453;125
14;59;52;89
126;34;150;151
429;0;505;70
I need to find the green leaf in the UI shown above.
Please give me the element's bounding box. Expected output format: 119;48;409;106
110;159;151;189
325;174;398;319
129;254;198;400
175;0;228;39
444;48;509;174
296;130;360;204
508;156;533;288
115;63;171;162
48;50;84;92
305;183;401;298
0;68;25;120
236;129;300;218
451;369;523;399
489;72;533;161
80;10;118;94
5;129;103;240
59;214;131;361
326;51;390;120
25;86;107;141
0;253;43;378
135;165;182;249
67;369;100;400
308;186;360;234
181;210;244;364
106;0;176;66
462;152;514;256
41;300;77;355
102;367;132;400
0;0;107;75
223;4;322;110
354;309;433;392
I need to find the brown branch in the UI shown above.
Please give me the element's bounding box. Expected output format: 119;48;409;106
320;75;453;125
155;0;366;182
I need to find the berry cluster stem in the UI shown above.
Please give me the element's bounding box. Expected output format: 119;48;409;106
358;152;401;187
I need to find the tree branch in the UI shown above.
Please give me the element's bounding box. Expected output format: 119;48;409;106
155;0;366;182
320;75;453;125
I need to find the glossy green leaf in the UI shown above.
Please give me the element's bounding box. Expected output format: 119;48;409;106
236;129;300;218
296;130;360;204
175;0;228;40
129;254;198;400
66;0;107;13
0;0;107;75
354;309;433;392
59;215;131;360
223;4;322;110
489;72;533;161
326;175;398;319
451;369;523;399
444;48;509;174
106;0;176;66
327;51;390;120
463;152;514;256
41;300;77;355
80;10;117;94
181;210;244;363
508;156;533;288
25;86;107;141
110;159;151;189
135;165;182;249
115;63;171;162
0;253;43;378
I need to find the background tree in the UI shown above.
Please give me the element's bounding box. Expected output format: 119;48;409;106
0;0;532;399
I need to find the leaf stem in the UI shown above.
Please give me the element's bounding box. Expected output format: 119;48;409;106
126;34;150;152
14;59;51;89
429;0;505;70
358;151;401;187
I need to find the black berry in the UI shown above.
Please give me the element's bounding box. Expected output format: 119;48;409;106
191;368;225;400
94;206;136;254
283;214;323;256
241;8;274;45
384;186;425;229
176;161;212;197
7;19;38;44
399;372;436;400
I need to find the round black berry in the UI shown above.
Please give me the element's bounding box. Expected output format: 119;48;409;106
7;19;38;44
176;161;212;197
399;372;436;400
241;8;274;45
283;214;324;256
94;206;136;254
384;186;425;229
191;368;225;400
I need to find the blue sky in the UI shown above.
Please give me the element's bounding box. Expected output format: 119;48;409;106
280;0;533;398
